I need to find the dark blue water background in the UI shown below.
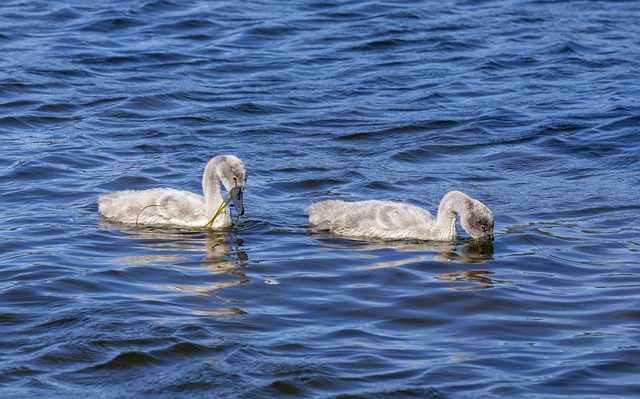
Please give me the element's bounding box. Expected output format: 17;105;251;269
2;0;639;397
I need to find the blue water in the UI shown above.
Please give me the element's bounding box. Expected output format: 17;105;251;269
2;0;640;397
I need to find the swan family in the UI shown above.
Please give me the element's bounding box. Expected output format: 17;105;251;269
99;155;494;241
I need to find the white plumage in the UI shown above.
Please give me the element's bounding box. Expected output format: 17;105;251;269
307;191;494;241
98;155;247;229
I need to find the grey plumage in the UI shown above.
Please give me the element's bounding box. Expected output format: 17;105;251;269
98;155;247;229
308;191;493;241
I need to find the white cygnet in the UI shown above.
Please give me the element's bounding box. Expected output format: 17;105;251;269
98;155;247;229
308;191;493;241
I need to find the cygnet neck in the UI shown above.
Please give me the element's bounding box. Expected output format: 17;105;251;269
202;160;226;220
433;191;473;239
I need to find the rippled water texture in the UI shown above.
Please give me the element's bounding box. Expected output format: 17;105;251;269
2;0;640;397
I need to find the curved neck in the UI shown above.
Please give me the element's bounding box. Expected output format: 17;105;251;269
202;162;224;219
433;191;472;240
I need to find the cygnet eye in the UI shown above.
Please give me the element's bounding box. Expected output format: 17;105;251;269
481;224;487;231
233;177;238;182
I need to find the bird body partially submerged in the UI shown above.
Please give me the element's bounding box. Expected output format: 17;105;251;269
308;191;493;241
99;155;247;229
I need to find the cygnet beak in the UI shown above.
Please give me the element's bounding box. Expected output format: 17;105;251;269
230;187;244;216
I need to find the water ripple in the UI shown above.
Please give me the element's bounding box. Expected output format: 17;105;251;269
1;0;640;397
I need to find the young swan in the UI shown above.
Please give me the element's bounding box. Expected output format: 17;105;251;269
98;155;247;229
307;191;493;241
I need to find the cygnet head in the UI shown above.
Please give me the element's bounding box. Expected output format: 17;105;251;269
459;199;494;241
208;155;248;215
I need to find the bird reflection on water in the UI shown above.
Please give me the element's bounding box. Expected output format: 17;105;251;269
98;220;250;316
353;239;494;267
434;240;495;264
435;269;495;291
352;239;496;290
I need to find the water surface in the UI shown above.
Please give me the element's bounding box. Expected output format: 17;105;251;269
1;0;639;397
